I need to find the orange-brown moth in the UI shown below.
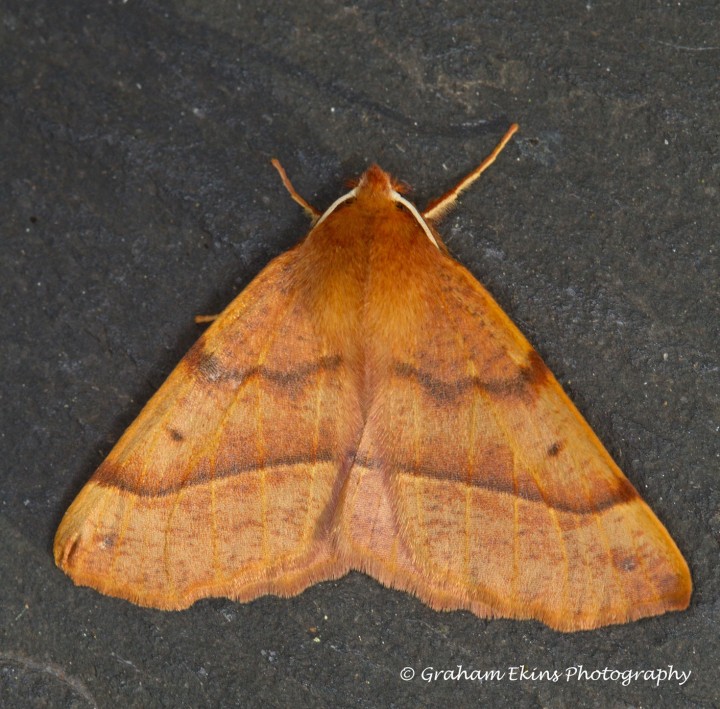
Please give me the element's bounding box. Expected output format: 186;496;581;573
55;125;691;631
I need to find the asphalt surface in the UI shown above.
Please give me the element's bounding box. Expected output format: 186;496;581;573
1;1;718;707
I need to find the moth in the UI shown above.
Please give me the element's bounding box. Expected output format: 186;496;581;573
55;125;691;631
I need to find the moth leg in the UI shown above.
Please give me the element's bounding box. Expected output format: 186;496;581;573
271;159;322;220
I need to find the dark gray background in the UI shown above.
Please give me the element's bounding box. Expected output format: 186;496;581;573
1;1;717;707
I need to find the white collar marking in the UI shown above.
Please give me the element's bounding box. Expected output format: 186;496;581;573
391;191;440;249
311;187;440;251
313;188;358;228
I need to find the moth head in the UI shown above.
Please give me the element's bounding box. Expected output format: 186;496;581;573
355;165;410;199
315;164;441;250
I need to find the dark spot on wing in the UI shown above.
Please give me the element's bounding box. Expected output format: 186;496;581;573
547;440;564;457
